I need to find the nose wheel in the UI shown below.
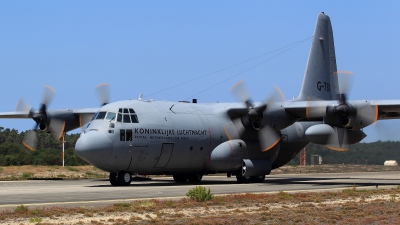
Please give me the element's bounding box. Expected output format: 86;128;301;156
109;171;132;186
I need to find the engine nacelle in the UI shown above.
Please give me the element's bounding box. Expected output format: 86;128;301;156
305;124;366;145
204;139;245;172
242;159;272;176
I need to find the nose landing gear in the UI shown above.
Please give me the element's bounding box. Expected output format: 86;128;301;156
109;171;132;186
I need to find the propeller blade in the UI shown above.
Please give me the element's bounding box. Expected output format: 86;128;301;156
259;126;281;152
95;83;109;106
48;119;66;140
357;104;379;127
15;98;32;114
326;127;348;151
265;85;286;104
22;130;37;151
334;71;353;96
230;80;253;108
305;96;327;119
42;85;56;106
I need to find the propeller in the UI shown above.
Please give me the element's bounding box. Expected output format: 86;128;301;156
18;85;65;151
305;71;377;151
230;81;285;152
95;83;109;106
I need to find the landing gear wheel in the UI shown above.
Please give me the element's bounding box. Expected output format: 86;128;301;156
173;174;187;183
236;162;252;183
117;171;132;186
109;173;119;186
236;173;252;183
252;175;266;183
188;174;203;183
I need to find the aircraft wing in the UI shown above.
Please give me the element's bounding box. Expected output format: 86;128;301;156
70;108;99;127
0;111;31;118
285;100;400;121
373;100;400;120
0;108;99;133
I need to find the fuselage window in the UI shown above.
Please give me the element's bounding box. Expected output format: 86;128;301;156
126;129;132;141
129;108;135;113
105;112;116;121
131;114;139;123
120;129;125;141
118;108;122;113
123;114;131;123
117;113;122;122
96;111;107;120
123;108;129;113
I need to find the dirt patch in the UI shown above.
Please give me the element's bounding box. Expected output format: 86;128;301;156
1;187;400;224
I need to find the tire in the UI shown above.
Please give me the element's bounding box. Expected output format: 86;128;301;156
236;162;252;183
173;174;187;183
188;174;203;183
236;172;252;183
117;171;132;186
252;175;266;183
109;173;119;186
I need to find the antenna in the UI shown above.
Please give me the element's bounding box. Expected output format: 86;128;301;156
138;93;143;101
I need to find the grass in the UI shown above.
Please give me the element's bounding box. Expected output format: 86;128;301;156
66;166;79;172
1;187;400;224
0;165;108;181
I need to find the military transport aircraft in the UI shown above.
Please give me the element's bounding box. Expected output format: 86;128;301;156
1;13;400;186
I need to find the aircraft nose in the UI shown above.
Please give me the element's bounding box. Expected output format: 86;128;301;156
75;131;113;169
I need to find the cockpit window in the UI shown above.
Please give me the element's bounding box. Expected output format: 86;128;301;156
96;111;107;120
131;115;139;123
105;112;116;121
116;108;139;123
123;114;131;123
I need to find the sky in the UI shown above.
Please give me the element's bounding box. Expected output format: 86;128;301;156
1;1;400;142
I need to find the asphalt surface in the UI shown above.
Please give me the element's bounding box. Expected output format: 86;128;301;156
1;171;399;210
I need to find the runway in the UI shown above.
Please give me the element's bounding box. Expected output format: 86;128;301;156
1;171;399;210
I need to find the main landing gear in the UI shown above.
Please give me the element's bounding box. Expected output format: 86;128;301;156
172;173;203;183
110;171;132;186
235;165;266;184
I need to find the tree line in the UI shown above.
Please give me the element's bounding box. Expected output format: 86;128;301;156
0;127;87;166
1;127;400;166
288;141;400;165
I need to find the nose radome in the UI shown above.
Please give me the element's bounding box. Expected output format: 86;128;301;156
75;131;113;169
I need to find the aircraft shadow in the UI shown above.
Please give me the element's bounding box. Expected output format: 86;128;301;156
86;176;400;188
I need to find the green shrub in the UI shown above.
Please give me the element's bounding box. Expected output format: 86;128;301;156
22;172;33;179
186;186;214;202
14;205;29;213
0;167;3;173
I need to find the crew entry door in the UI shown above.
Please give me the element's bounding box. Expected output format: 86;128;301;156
154;143;174;168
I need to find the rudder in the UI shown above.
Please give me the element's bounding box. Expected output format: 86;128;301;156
297;13;339;101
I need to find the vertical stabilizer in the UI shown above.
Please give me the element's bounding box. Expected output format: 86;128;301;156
297;13;339;101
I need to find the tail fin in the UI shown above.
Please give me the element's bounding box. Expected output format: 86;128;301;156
297;13;339;101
